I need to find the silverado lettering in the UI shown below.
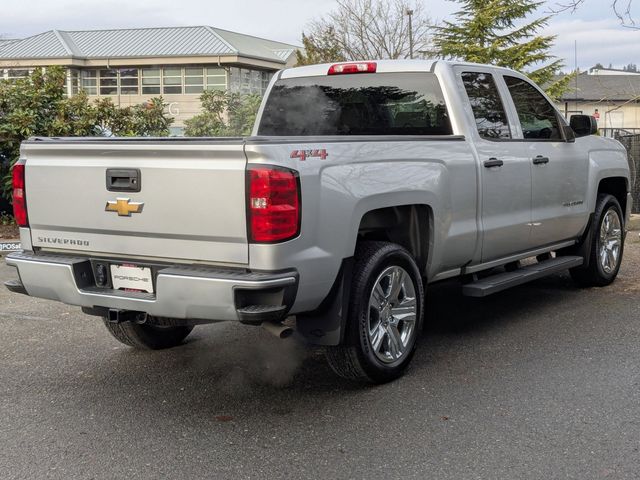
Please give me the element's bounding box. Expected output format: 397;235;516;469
37;237;90;247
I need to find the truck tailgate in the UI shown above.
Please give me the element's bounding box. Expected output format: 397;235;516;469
22;139;248;265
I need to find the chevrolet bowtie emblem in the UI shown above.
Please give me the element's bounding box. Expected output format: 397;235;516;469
105;198;144;216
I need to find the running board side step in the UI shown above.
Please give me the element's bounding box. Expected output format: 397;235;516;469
462;256;584;297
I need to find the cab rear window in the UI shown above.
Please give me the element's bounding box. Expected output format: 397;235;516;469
257;72;453;136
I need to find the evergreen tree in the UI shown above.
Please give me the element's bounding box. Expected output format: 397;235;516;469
296;28;345;66
432;0;571;99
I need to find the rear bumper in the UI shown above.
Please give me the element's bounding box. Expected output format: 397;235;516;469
5;251;297;323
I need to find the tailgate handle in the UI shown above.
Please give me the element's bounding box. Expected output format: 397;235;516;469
106;169;141;192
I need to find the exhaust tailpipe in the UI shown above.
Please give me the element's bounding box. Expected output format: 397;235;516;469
262;321;294;339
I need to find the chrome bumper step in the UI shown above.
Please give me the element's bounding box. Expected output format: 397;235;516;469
4;279;28;295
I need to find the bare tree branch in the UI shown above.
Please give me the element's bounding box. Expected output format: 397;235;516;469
306;0;434;60
548;0;639;28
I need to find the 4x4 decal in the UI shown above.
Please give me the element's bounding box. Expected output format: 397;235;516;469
290;149;329;161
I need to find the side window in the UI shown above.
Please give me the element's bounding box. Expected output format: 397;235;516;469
504;76;562;140
461;72;511;140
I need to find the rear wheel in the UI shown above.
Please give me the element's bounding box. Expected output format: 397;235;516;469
103;317;193;350
326;241;424;383
570;194;625;287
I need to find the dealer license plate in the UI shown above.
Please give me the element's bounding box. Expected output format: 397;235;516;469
110;264;154;293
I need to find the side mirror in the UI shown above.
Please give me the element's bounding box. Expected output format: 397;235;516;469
570;114;598;137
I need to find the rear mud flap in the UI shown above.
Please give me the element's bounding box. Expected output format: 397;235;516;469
295;258;353;346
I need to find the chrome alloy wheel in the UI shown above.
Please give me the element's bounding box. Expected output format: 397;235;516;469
599;208;623;274
367;266;418;364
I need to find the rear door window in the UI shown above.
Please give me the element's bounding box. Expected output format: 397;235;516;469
461;72;511;140
504;75;562;140
258;73;452;136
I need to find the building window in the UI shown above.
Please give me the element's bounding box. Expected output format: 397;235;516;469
71;65;266;97
142;68;161;95
261;71;272;92
228;67;238;93
96;68;140;96
252;70;263;93
241;69;252;94
80;70;97;95
68;69;80;95
99;69;118;95
206;67;226;91
185;67;204;94
1;69;31;82
163;67;182;94
229;67;269;95
7;69;30;80
120;68;139;95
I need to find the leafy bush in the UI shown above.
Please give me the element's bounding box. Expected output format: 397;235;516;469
184;90;262;137
0;211;15;226
0;66;173;200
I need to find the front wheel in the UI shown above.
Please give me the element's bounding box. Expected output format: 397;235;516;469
571;194;625;287
102;317;193;350
326;241;424;383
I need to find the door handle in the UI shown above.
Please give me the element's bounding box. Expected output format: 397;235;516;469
484;158;504;168
533;155;550;165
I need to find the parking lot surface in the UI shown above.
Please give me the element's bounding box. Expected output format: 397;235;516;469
1;235;639;479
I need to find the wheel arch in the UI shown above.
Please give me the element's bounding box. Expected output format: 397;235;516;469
356;204;433;275
296;203;433;347
597;176;629;219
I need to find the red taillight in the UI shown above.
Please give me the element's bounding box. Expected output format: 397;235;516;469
12;162;28;227
328;62;377;75
247;166;300;243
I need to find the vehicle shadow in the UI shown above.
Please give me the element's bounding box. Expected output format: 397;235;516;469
82;271;584;412
423;271;579;336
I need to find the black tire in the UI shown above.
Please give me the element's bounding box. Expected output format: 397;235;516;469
570;193;625;287
102;317;193;350
326;241;424;384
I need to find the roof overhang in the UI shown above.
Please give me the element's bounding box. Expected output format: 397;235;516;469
0;54;288;70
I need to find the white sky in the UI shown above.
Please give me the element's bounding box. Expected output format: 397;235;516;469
1;0;639;70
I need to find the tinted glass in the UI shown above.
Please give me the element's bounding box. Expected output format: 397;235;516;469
461;72;511;140
504;76;562;140
258;73;452;136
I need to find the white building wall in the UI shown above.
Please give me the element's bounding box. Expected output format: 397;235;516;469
557;101;640;130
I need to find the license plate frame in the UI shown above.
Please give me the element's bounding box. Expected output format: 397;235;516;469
110;264;154;293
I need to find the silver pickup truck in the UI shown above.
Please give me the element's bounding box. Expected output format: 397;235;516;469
5;60;631;383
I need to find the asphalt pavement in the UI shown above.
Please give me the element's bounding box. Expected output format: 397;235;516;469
1;235;639;479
